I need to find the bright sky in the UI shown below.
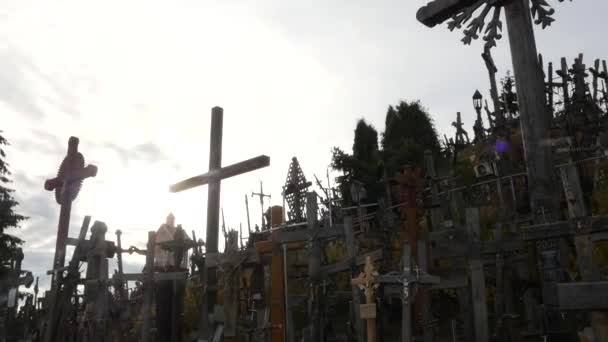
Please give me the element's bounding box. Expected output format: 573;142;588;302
3;0;606;292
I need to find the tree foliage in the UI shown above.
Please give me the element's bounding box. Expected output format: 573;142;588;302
331;119;380;204
331;100;440;204
0;131;26;275
382;101;441;176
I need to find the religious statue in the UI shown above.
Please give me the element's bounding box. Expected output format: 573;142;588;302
154;213;190;342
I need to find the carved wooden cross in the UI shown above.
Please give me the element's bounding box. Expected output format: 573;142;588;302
351;256;380;342
169;106;270;339
45;136;97;286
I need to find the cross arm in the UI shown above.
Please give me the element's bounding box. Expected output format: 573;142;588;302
44;164;98;191
169;155;270;193
416;0;478;27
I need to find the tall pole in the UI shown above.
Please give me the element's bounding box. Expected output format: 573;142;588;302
245;195;252;234
504;0;559;221
203;106;223;338
327;168;333;227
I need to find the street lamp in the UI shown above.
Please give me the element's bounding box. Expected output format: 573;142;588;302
473;90;483;112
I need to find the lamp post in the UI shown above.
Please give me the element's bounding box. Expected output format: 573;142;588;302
473;90;486;142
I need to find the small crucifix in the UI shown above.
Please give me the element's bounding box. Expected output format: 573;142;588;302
169;106;270;339
351;256;380;342
44;136;97;287
251;181;271;230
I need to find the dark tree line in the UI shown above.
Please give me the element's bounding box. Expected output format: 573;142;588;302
331;100;440;205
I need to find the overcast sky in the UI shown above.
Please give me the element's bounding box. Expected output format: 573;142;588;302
2;0;606;292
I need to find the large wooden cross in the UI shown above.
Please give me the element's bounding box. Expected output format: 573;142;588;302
169;106;270;339
417;0;560;221
45;136;97;287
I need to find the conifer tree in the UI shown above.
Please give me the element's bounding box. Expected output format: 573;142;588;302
0;131;26;275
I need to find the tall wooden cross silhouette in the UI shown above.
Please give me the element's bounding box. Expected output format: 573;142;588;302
169;106;270;338
44;136;97;287
417;0;563;220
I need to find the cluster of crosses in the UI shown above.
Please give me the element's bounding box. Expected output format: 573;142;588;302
6;0;608;342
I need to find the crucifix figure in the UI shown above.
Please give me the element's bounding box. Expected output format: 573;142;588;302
417;0;562;221
378;244;440;342
44;136;97;287
252;181;271;230
169;106;270;339
351;256;380;342
452;112;470;147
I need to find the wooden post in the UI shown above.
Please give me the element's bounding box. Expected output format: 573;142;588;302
417;239;434;342
141;231;156;342
307;192;322;341
43;216;91;342
466;208;489;342
402;244;413;342
345;217;364;342
504;0;559;220
223;231;240;342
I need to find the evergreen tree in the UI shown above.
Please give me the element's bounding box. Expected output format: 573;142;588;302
0;131;26;275
331;119;380;204
381;100;440;176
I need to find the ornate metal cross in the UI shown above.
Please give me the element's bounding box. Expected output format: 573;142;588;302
45;136;97;287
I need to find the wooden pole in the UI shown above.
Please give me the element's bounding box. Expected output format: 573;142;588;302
402;244;413;342
504;0;559;221
203;106;223;338
307;192;322;341
345;217;364;342
141;231;156;342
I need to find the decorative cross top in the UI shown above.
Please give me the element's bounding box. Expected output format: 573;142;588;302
351;256;380;342
45;137;98;205
417;0;570;48
351;256;380;302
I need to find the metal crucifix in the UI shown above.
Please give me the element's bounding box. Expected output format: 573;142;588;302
169;106;270;339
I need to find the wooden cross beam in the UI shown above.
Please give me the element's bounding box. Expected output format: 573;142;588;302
417;0;478;27
168;106;270;339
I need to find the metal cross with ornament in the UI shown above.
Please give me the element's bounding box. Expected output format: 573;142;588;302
378;244;440;342
44;136;97;288
351;256;380;342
